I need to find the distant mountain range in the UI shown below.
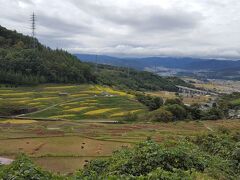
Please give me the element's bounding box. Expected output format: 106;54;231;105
75;54;240;80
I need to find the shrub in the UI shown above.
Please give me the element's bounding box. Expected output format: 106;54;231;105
164;98;183;106
123;112;138;122
0;154;62;180
77;140;207;178
149;108;173;122
164;104;187;120
136;94;163;111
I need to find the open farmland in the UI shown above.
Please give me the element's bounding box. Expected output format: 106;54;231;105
1;84;240;174
184;78;240;94
0;118;240;173
0;84;146;120
147;90;211;105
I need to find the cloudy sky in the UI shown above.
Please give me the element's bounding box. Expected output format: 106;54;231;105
1;0;240;59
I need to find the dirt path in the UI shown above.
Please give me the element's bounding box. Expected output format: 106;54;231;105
0;157;13;165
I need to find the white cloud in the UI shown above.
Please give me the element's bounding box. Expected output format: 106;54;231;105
0;0;240;59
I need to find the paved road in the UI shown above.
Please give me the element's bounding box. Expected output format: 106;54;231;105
0;157;13;165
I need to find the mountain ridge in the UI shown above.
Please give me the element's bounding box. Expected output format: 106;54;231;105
75;54;240;80
75;53;240;71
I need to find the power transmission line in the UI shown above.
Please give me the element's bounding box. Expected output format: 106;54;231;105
30;12;36;49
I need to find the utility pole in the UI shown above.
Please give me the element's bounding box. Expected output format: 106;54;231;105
30;12;36;49
95;55;98;73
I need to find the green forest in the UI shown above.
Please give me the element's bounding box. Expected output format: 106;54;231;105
0;25;190;91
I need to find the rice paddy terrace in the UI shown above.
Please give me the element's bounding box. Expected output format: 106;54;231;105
0;84;146;121
0;84;240;174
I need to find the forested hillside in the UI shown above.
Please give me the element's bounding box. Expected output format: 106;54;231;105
95;64;192;91
0;26;95;85
0;25;191;91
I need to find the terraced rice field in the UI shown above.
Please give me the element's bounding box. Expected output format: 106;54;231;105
1;84;239;173
0;84;146;120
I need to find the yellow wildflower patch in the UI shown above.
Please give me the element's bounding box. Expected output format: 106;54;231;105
84;108;119;115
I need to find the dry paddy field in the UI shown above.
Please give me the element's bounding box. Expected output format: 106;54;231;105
0;118;240;173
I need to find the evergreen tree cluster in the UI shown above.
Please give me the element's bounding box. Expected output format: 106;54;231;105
0;25;95;85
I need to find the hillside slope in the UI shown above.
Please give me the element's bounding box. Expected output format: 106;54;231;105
0;25;191;91
0;26;95;85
